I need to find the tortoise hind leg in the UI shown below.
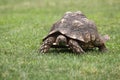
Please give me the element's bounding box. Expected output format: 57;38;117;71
68;39;85;54
98;43;107;52
94;39;107;52
39;37;56;53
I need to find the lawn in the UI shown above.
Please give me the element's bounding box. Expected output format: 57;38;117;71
0;0;120;80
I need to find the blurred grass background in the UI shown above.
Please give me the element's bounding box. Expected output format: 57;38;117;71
0;0;120;80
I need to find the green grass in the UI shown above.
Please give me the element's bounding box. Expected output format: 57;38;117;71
0;0;120;80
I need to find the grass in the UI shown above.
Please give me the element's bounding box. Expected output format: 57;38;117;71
0;0;120;80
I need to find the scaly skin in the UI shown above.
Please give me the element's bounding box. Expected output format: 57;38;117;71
68;39;85;54
39;37;55;53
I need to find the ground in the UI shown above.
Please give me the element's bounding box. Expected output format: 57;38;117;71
0;0;120;80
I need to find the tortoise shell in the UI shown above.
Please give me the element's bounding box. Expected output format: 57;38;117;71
43;11;99;44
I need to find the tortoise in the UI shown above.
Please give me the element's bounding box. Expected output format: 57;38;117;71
39;11;110;54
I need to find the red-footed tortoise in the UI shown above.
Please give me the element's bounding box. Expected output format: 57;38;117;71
39;11;110;54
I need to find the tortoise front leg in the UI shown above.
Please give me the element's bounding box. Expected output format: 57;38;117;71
68;39;85;54
39;36;56;53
